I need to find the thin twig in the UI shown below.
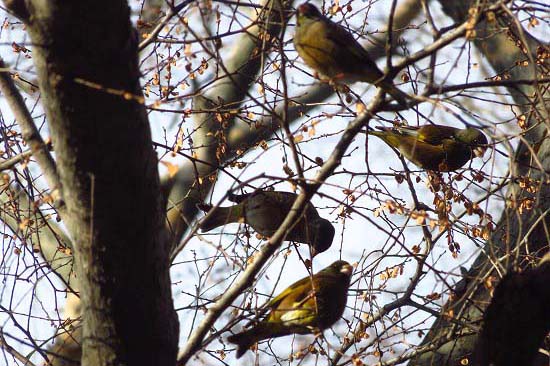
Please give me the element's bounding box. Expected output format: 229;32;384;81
0;331;38;366
138;0;195;51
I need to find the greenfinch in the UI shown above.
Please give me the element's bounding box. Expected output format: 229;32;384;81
227;260;353;358
198;190;335;256
293;3;408;106
368;124;488;171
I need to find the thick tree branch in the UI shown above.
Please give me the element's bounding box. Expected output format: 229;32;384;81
0;59;62;201
0;149;32;172
16;1;179;364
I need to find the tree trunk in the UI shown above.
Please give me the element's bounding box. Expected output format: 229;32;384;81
3;1;179;365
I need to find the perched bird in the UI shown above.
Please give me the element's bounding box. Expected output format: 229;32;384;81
197;190;335;256
293;3;408;106
368;124;488;171
228;260;353;358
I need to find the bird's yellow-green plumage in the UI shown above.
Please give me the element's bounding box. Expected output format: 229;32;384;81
293;3;408;106
197;190;335;256
369;124;488;171
227;260;353;358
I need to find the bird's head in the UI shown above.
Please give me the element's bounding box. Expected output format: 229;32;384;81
323;260;354;277
309;218;335;257
296;3;323;25
457;128;488;157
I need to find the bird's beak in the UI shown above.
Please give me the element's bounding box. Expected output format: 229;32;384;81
473;146;487;158
341;264;353;276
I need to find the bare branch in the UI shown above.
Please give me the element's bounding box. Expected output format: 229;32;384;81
138;0;195;51
0;59;62;202
0;149;32;172
0;183;73;284
0;330;39;366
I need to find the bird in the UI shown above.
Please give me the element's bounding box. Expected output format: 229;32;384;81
368;124;488;171
293;3;408;106
197;190;335;256
227;260;353;358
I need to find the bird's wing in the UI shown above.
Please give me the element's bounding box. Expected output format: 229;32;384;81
326;22;369;59
380;125;419;135
268;271;342;310
416;125;460;144
270;287;317;325
386;125;457;145
240;274;314;328
266;269;351;327
269;191;322;219
323;20;382;76
229;190;294;206
278;307;316;325
268;191;298;205
266;275;313;310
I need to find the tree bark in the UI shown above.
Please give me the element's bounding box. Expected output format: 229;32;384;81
3;1;179;365
475;254;550;366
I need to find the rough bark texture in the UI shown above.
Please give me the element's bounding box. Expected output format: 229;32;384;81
410;1;550;365
475;255;550;366
4;1;179;365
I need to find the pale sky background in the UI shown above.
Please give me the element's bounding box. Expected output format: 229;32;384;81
0;0;546;365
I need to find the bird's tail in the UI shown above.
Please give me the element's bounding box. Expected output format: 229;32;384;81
376;80;408;107
227;323;291;358
366;128;387;140
196;203;242;232
366;128;401;150
227;325;267;359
